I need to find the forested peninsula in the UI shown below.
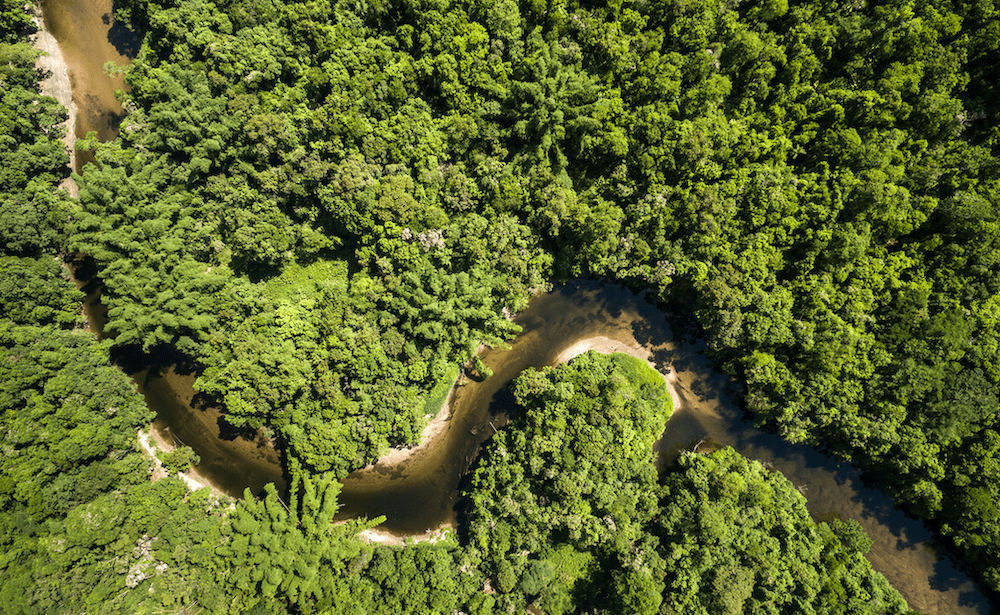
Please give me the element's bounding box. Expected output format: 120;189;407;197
3;0;1000;612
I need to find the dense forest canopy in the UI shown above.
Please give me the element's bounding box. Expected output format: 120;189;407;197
3;0;1000;611
463;353;910;615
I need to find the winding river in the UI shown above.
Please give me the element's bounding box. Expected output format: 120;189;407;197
141;282;991;615
36;4;991;614
339;282;990;615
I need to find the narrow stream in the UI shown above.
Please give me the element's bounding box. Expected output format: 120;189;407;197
35;4;992;614
127;279;992;614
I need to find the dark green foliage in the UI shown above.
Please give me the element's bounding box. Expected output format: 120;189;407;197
828;517;875;556
0;257;83;328
0;323;153;521
465;352;672;613
323;544;484;615
464;354;907;614
0;263;225;614
0;0;31;42
0;33;71;258
657;449;909;615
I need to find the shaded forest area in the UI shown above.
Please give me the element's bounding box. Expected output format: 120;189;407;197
3;0;1000;612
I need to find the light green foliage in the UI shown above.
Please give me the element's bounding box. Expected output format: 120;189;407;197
157;446;200;474
192;238;538;475
424;363;460;417
218;471;377;613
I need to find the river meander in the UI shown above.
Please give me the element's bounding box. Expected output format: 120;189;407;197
35;3;990;613
142;282;990;615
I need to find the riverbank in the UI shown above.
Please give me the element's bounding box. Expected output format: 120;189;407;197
357;525;455;547
30;5;78;197
365;333;679;478
348;336;681;490
357;381;458;470
137;427;227;497
139;365;286;498
349;333;681;546
553;335;681;411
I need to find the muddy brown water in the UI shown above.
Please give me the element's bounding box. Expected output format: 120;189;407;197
38;0;135;173
37;3;990;613
137;366;286;496
339;282;991;615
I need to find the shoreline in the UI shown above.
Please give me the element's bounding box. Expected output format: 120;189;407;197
552;335;682;413
352;335;681;546
357;525;455;547
30;6;79;197
367;334;680;477
138;427;228;498
350;375;460;472
357;334;681;474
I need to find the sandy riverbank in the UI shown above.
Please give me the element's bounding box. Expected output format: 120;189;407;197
360;385;458;469
357;525;455;547
351;335;681;545
30;7;78;197
359;333;681;470
138;427;228;497
369;335;679;476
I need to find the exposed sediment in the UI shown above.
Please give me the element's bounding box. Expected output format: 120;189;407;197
30;6;78;197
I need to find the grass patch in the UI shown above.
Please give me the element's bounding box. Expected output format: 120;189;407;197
609;353;673;418
424;363;460;417
610;353;662;387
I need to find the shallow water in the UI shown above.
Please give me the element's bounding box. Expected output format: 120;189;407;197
648;316;990;615
138;366;286;497
336;280;989;615
39;0;135;172
122;281;991;614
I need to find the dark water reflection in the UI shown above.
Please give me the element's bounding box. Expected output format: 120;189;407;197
138;365;286;498
38;2;989;612
635;290;989;615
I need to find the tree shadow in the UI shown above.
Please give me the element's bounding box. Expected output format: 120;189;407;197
104;12;141;58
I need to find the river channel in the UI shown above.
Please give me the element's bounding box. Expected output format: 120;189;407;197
36;3;990;614
338;281;990;615
141;282;991;615
38;0;135;173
